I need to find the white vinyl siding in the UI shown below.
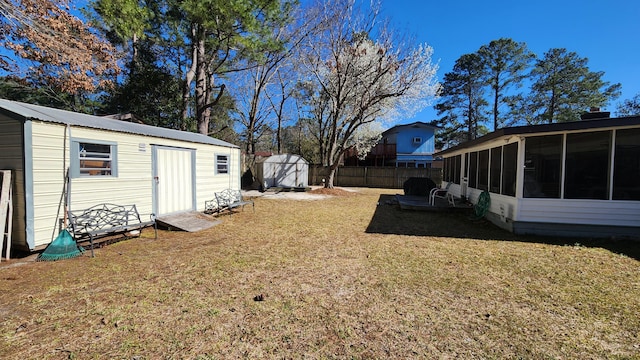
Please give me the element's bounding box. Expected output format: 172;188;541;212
26;121;240;249
517;198;640;227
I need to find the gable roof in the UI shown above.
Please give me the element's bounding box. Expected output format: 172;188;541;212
0;99;238;148
435;115;640;156
382;121;440;136
256;154;308;164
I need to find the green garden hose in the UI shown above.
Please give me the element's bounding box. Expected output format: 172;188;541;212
473;190;491;219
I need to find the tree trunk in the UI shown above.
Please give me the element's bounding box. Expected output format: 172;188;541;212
548;86;556;124
181;25;198;131
325;164;336;188
195;26;211;135
493;85;499;130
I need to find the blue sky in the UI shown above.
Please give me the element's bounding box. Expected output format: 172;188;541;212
381;0;640;126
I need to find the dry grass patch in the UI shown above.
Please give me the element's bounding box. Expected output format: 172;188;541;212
1;188;639;359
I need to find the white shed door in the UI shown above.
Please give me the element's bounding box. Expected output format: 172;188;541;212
153;146;195;215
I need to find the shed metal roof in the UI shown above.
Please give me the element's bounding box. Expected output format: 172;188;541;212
255;154;308;164
436;115;640;156
0;99;238;148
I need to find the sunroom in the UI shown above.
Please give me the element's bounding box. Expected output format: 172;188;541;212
435;115;640;239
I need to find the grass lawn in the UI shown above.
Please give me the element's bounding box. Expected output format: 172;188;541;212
1;188;639;359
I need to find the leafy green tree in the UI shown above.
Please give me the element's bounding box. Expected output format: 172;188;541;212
99;40;183;128
172;0;295;135
88;0;293;139
435;53;487;143
0;76;72;108
88;0;154;62
526;48;621;124
616;93;640;116
477;38;534;130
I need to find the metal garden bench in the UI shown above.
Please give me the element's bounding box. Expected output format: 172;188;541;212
67;203;157;257
205;189;254;215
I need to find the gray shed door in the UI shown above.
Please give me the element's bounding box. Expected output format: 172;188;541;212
275;162;301;187
153;146;195;215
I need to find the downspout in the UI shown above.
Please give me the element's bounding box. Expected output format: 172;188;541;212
66;125;72;227
52;124;71;241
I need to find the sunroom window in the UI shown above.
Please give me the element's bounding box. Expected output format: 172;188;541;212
468;152;478;188
524;135;562;198
489;147;502;193
564;131;611;200
477;149;489;191
613;128;640;200
501;142;518;196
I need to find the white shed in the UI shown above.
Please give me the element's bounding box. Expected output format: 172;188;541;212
0;99;241;251
256;154;309;189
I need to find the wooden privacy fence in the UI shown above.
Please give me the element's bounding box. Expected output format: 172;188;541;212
309;166;442;189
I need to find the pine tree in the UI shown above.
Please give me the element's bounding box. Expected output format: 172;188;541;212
526;48;621;124
477;38;534;130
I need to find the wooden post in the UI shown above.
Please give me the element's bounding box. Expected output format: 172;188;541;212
0;170;13;261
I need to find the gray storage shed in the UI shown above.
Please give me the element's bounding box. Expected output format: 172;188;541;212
256;154;309;189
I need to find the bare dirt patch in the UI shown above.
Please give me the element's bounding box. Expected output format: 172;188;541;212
244;186;358;200
308;187;358;196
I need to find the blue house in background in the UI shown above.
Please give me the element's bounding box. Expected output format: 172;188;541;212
385;122;439;168
345;122;439;167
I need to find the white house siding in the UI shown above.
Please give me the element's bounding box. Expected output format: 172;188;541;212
0;116;27;250
28;121;239;249
516;198;640;227
462;187;519;230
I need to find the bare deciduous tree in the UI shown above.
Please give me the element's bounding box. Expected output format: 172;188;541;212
300;0;440;188
0;0;119;95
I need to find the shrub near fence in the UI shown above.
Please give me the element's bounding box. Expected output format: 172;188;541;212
309;166;442;189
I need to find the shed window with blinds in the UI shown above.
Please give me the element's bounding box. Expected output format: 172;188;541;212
216;154;229;174
71;140;117;177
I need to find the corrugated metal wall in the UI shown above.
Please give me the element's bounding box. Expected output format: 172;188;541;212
155;147;194;215
0;116;26;250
